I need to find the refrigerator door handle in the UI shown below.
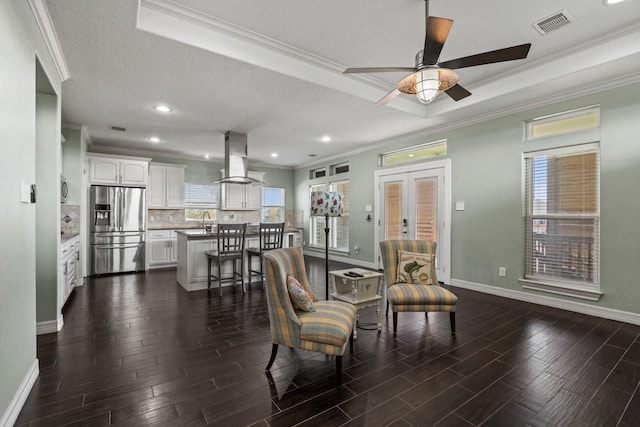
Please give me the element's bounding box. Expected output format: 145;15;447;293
92;244;143;250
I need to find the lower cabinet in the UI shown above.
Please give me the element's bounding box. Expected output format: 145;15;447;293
60;235;80;310
147;230;178;268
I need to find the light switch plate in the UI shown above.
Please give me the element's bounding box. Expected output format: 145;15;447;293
365;205;372;212
455;201;465;211
20;181;31;203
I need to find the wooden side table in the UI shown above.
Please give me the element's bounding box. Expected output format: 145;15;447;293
329;268;383;339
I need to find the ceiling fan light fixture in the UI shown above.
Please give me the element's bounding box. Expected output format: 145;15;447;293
397;68;459;104
416;69;440;104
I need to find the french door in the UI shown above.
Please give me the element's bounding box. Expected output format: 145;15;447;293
374;160;451;283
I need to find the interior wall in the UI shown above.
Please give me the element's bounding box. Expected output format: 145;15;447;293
0;0;62;423
35;92;61;324
294;82;640;313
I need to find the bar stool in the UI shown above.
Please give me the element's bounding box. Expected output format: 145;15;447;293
206;223;247;296
246;222;285;287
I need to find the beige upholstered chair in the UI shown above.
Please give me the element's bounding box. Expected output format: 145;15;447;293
379;240;457;335
262;247;356;387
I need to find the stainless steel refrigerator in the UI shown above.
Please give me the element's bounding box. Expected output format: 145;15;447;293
89;185;146;275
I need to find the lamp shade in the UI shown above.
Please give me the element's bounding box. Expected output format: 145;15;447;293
310;191;343;217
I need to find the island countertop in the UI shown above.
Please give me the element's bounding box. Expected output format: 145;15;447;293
175;227;300;240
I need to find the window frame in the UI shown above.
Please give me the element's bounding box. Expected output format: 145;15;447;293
183;182;219;222
261;187;285;223
520;142;601;301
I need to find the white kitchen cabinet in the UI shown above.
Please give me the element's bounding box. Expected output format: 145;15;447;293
148;163;186;209
88;154;150;186
60;235;80;310
147;229;178;268
220;171;264;210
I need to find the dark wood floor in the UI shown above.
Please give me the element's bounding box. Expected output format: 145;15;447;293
16;257;640;426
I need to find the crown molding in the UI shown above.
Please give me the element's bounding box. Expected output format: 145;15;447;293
28;0;70;82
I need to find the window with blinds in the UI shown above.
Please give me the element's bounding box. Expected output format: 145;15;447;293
523;143;600;294
184;182;219;221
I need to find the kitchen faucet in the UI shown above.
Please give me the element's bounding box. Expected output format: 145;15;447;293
202;211;211;231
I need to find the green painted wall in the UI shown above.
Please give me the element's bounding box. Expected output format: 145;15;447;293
0;0;62;422
61;128;83;205
295;83;640;313
35;93;61;324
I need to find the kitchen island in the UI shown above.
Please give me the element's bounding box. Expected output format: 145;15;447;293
176;227;301;292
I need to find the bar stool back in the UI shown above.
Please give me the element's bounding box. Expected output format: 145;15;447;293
247;222;285;287
206;223;247;296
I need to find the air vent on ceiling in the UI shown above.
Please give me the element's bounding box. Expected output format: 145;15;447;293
532;10;574;35
110;125;126;132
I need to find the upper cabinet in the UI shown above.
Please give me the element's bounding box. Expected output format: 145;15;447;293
88;154;150;186
148;163;186;209
221;171;264;210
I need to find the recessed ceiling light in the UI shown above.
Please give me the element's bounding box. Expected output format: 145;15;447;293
270;153;278;158
204;154;210;159
604;0;624;4
153;105;172;113
408;154;415;158
148;136;161;143
320;135;332;143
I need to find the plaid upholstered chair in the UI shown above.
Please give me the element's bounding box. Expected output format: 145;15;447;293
262;247;357;387
379;240;457;335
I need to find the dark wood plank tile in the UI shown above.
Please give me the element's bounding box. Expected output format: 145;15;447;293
578;385;631;427
16;265;640;427
339;375;413;419
295;406;351;426
454;380;519;425
341;397;412;426
481;401;535;427
402;384;474;426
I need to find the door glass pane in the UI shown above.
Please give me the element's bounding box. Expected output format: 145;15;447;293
415;177;437;242
384;181;403;240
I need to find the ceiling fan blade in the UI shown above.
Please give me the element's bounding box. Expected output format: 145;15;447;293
444;84;471;101
376;88;401;105
438;43;532;70
422;16;454;66
344;67;416;74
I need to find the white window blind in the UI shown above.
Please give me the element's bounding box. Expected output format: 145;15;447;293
184;183;219;208
523;143;600;291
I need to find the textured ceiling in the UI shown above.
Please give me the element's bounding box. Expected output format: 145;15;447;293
46;0;640;168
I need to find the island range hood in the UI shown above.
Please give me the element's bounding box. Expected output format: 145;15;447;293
216;131;263;185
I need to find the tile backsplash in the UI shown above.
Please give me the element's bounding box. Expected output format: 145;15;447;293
148;209;261;229
147;209;303;229
61;204;80;237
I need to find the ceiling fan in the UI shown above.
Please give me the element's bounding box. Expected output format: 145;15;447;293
344;0;532;105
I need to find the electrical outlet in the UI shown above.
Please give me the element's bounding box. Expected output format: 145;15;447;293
499;267;506;277
168;216;173;223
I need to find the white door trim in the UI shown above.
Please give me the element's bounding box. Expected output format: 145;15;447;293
374;159;452;284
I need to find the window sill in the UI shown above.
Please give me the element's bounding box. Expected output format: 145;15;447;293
306;245;350;257
519;278;602;301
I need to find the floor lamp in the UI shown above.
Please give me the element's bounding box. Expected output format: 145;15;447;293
310;191;344;300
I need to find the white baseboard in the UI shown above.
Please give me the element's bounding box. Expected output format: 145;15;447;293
0;359;39;427
451;279;640;326
304;249;376;270
36;313;63;335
